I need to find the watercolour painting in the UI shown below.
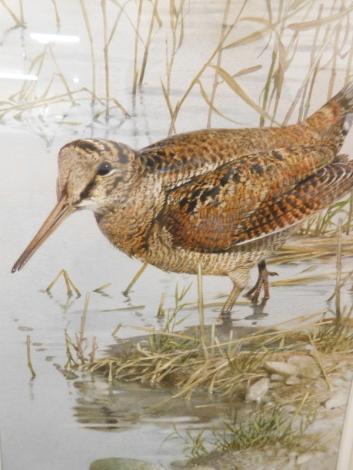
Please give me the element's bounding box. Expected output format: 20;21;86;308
1;1;353;469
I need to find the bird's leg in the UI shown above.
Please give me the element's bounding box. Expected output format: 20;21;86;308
244;260;278;303
219;268;250;319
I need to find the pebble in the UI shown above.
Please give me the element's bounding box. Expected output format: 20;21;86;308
277;447;289;457
314;378;327;390
270;373;285;381
324;392;348;409
268;381;281;389
188;467;216;470
285;376;301;385
287;355;321;378
170;461;187;469
89;458;165;470
246;377;270;402
282;405;297;414
296;453;314;465
264;361;298;377
330;377;347;388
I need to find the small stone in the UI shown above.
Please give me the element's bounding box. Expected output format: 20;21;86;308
314;378;327;390
277;447;288;457
270;373;285;381
188;467;216;470
282;405;297;414
170;461;187;469
285;376;301;385
330;377;347;388
287;355;321;378
297;453;314;465
261;397;275;405
264;446;274;457
324;392;348;409
246;377;270;402
268;382;281;389
89;458;165;470
265;361;298;377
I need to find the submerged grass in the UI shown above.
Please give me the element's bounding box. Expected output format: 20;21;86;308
26;335;36;379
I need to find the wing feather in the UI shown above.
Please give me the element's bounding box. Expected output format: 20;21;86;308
157;145;353;253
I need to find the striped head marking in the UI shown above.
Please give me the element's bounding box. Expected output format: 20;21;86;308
58;139;138;207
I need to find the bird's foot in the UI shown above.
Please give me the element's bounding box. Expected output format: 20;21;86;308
219;307;231;320
244;266;278;303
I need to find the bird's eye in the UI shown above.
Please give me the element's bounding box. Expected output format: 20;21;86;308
97;162;113;176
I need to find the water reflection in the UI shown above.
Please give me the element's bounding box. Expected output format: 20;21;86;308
71;375;244;433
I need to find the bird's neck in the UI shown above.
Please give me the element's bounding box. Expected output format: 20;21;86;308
94;177;161;258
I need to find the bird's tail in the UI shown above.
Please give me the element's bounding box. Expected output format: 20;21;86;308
304;81;353;150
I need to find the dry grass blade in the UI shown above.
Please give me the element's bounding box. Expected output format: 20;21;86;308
288;5;353;30
0;0;24;25
79;0;96;96
161;80;175;122
233;65;263;77
269;271;349;287
111;322;200;342
64;292;99;368
93;282;112;292
197;264;205;343
344;190;353;235
50;0;60;26
132;0;143;95
165;6;238;134
209;65;280;125
101;0;110;118
282;26;337;126
103;305;145;312
308;332;333;391
290;0;307;8
48;45;76;104
122;262;148;297
45;269;81;297
157;292;166;317
206;0;231;128
224;24;274;50
139;0;161;85
26;335;36;379
269;32;286;124
197;79;243;125
77;293;90;363
334;220;343;320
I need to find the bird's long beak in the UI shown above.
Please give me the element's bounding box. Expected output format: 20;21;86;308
12;194;76;272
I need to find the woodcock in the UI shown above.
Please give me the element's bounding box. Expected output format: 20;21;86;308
12;82;353;318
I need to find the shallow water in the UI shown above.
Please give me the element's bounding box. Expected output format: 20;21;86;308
1;1;353;469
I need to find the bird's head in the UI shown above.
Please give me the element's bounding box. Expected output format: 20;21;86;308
12;139;138;272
